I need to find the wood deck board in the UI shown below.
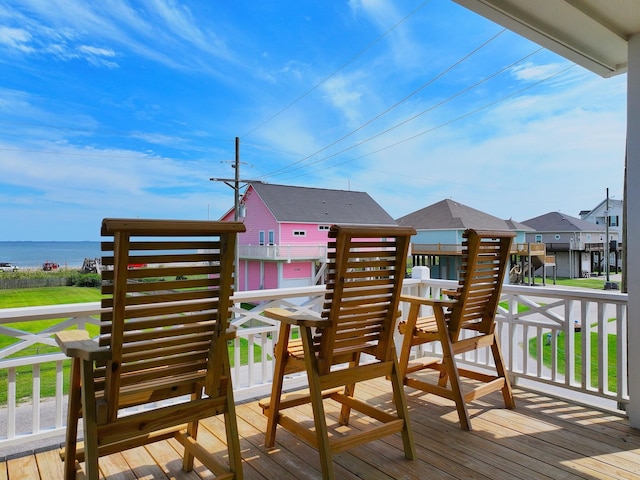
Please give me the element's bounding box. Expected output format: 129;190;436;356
6;381;640;480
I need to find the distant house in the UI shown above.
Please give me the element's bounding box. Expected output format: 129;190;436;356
220;182;397;291
579;198;623;238
396;199;537;281
579;197;623;272
521;211;619;278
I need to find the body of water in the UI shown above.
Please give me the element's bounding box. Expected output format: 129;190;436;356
0;241;101;269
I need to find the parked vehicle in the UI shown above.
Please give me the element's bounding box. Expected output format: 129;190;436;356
0;262;19;272
42;261;59;271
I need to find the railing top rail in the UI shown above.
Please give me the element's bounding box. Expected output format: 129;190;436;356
0;302;103;324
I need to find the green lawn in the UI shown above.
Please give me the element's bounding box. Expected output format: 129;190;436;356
0;286;266;405
0;286;103;307
522;277;619;392
534;276;619;290
528;330;617;391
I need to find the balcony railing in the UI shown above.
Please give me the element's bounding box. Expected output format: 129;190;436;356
238;244;328;261
0;279;628;449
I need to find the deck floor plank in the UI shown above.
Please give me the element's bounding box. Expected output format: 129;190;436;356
6;383;640;480
144;440;201;480
7;453;40;479
34;449;64;480
121;446;171;479
98;452;137;480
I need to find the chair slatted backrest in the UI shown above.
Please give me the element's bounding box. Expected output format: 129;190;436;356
316;225;415;373
448;229;515;337
98;218;245;422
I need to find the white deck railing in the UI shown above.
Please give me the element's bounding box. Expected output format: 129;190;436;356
0;279;628;449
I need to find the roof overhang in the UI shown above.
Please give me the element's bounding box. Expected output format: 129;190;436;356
453;0;640;77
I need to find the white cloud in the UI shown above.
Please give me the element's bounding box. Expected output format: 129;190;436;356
0;26;33;52
510;62;566;81
322;74;366;126
78;44;118;68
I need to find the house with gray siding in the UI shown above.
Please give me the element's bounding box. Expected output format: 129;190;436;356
579;198;623;272
521;211;619;278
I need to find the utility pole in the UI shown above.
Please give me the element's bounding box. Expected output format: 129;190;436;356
234;137;240;221
605;187;611;284
210;137;264;220
209;137;264;292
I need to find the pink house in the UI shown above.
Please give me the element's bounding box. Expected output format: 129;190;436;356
220;182;397;291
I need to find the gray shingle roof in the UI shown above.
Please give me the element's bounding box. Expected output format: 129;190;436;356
522;211;606;232
396;199;514;231
249;182;396;225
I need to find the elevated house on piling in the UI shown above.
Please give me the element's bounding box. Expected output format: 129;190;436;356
396;198;553;283
220;182;397;291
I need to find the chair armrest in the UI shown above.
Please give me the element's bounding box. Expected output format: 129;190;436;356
264;307;330;328
400;294;456;308
441;289;460;298
225;325;237;340
55;330;112;362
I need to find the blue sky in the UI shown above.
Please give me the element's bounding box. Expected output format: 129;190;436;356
0;0;627;241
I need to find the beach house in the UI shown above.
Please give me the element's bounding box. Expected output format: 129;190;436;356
220;182;397;291
396;198;536;281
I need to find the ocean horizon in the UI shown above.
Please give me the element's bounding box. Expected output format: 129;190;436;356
0;241;101;269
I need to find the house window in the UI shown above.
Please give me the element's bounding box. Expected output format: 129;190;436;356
293;230;306;237
586;234;592;242
318;225;330;231
259;231;265;246
609;216;619;227
268;230;275;245
554;234;560;240
535;235;542;243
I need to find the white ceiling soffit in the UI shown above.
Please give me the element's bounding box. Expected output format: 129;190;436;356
453;0;640;78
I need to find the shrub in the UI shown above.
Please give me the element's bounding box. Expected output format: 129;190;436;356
66;272;102;288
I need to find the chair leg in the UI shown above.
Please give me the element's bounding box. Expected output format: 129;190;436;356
491;336;515;409
338;353;360;425
389;348;416;461
397;303;420;379
64;358;81;480
182;389;202;472
301;326;335;480
438;333;472;431
264;322;291;448
80;359;100;480
223;375;243;478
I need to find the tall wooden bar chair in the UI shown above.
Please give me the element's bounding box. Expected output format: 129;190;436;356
55;218;245;480
398;229;515;430
259;224;417;480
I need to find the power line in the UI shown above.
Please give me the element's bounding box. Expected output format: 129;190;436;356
241;0;432;138
268;46;544;178
257;28;507;180
276;63;577;182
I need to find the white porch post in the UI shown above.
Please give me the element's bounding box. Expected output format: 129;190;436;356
627;33;640;428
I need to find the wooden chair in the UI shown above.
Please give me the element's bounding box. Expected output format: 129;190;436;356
55;218;245;480
398;229;515;431
259;224;417;480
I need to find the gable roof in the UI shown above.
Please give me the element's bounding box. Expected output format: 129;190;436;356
246;182;396;225
504;218;535;232
396;199;514;231
581;198;624;218
522;211;606;233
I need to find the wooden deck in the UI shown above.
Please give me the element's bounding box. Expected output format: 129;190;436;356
4;378;640;479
